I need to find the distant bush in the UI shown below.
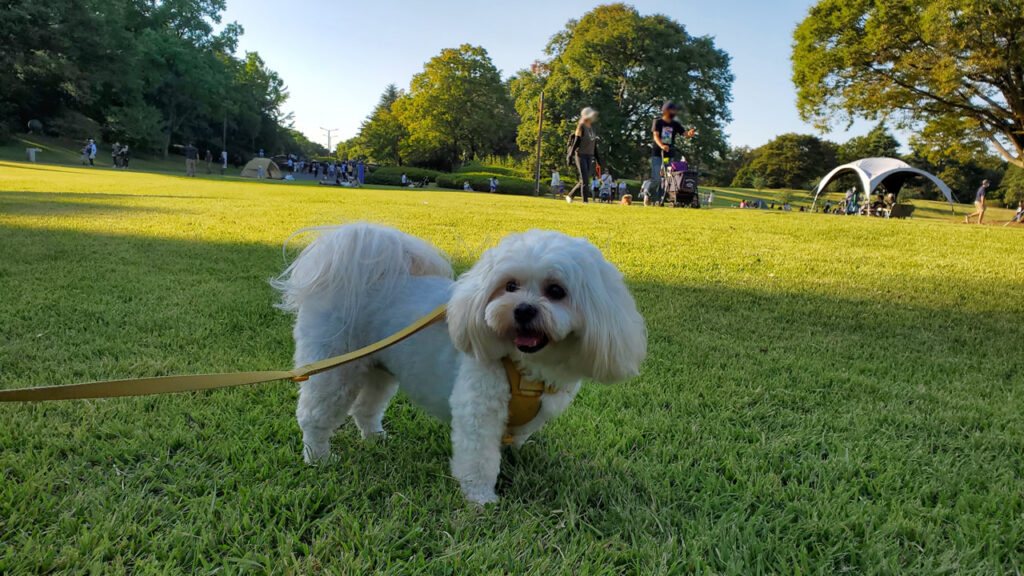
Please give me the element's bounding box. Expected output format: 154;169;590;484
437;172;538;195
49;110;102;141
365;166;444;187
456;160;529;178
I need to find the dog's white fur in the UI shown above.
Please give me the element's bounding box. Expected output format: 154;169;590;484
273;224;646;504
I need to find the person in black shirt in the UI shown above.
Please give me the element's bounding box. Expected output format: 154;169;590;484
650;101;695;205
565;107;601;204
184;143;199;177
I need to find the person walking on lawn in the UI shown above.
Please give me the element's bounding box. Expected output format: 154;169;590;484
966;179;990;224
565;107;601;204
650;101;695;205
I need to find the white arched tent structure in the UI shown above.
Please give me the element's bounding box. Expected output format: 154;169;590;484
811;158;956;212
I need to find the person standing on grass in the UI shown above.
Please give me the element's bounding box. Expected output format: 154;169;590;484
184;143;199;177
204;150;213;173
650;102;695;205
565;107;600;204
88;139;97;166
966;179;990;224
550;170;561;197
220;150;228;175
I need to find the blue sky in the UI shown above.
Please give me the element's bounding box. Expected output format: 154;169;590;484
222;0;875;150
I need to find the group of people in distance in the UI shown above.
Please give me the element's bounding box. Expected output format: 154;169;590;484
563;101;696;206
110;142;131;169
311;159;365;187
460;177;501;193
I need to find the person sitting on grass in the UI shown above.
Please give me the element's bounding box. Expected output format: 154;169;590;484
599;172;614;202
640;178;653;206
1004;201;1023;226
463;181;473;192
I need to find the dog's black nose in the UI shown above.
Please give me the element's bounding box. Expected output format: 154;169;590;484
514;303;538;324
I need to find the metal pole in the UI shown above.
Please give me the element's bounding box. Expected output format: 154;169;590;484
320;127;338;156
533;91;544;196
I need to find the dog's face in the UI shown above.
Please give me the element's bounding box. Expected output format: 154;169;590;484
447;231;647;383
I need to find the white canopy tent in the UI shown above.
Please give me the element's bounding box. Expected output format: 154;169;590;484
811;158;956;212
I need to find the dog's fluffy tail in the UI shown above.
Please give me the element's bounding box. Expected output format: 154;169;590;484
271;223;452;321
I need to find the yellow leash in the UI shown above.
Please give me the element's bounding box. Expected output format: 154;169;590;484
0;305;448;403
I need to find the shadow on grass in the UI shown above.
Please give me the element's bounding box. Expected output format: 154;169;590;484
0;191;192;216
0;161;95;175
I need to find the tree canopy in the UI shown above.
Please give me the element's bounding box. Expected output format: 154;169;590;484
837;124;901;164
793;0;1024;169
732;134;839;190
0;0;321;160
510;4;733;178
350;84;407;165
392;46;518;170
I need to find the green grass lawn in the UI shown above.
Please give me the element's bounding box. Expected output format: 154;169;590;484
1;160;1022;574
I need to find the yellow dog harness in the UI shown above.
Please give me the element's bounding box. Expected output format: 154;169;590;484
0;305;551;438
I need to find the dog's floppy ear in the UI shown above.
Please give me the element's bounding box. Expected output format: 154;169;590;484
448;250;505;360
576;248;647;383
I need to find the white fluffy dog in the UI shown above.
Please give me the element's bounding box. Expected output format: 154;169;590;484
273;224;646;504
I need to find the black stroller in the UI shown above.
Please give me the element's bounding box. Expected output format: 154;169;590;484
660;155;700;208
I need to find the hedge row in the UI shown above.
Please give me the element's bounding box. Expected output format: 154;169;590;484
436;172;540;195
365;166;445;186
454;162;528;178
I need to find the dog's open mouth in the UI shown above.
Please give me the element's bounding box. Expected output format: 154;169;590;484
514;329;549;353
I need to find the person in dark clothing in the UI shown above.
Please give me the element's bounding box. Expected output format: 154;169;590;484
565;107;601;204
650;101;695;205
184;143;199;177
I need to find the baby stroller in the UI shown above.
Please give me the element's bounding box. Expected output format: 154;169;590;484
661;156;700;208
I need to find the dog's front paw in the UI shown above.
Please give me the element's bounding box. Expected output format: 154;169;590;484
463;488;499;507
302;442;333;465
360;430;387;444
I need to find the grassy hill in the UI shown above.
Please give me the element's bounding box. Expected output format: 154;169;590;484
4;135;1017;224
1;161;1021;573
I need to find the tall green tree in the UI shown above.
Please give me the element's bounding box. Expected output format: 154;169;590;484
353;84;407;165
793;0;1024;169
837;123;901;164
511;4;733;178
732;134;839;190
0;0;310;162
392;45;517;169
1000;164;1024;207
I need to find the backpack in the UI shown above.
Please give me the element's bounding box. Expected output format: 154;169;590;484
565;133;580;166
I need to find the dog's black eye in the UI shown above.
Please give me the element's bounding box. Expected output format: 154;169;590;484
545;284;566;301
506;280;519;293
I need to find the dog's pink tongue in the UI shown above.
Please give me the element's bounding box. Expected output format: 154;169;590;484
515;333;542;347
